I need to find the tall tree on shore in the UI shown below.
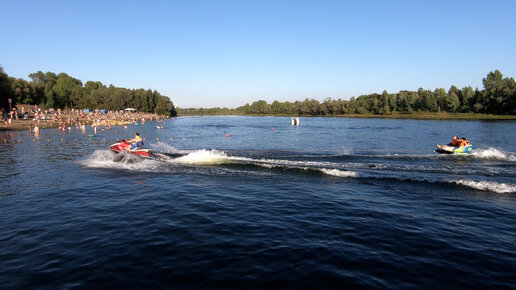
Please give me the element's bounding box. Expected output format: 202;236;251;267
53;73;83;108
502;76;516;114
460;86;475;113
0;66;14;110
155;95;177;116
380;90;391;114
422;90;438;112
29;71;58;108
10;78;36;104
446;86;460;112
481;70;505;114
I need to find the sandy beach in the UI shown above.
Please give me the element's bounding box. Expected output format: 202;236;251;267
1;105;167;132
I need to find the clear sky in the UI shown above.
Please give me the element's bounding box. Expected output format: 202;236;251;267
1;0;515;108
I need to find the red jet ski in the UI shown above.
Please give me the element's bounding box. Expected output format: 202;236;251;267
109;140;152;157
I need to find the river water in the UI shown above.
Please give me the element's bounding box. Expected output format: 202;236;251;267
1;116;515;288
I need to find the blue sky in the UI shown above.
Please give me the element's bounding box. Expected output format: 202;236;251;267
1;0;515;108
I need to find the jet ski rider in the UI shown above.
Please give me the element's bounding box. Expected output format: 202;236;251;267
127;133;144;149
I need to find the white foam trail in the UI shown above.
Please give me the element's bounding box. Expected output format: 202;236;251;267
231;157;498;176
79;150;117;168
451;180;516;194
80;149;516;194
150;142;190;154
234;154;516;194
79;150;161;171
338;148;354;156
174;149;232;165
318;167;515;194
319;168;358;177
472;147;516;162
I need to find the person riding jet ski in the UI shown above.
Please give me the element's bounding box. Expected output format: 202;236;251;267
127;133;144;149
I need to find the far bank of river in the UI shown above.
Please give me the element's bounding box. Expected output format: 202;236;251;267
177;111;516;120
2;111;514;133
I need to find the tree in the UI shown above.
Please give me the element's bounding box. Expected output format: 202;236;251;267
321;98;335;115
10;78;36;104
52;75;82;108
446;86;460;112
380;90;391;114
155;95;177;116
397;91;416;112
502;76;516;114
108;89;132;110
298;98;320;115
29;71;58;108
422;90;438;112
460;86;475;112
435;88;447;111
250;100;270;114
84;81;105;91
481;70;505;114
0;66;14;110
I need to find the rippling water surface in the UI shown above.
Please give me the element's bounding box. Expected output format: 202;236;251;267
1;116;515;288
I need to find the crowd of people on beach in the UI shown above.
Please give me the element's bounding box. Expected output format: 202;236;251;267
0;107;20;127
1;105;165;135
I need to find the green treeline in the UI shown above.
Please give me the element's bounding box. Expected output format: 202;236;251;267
0;67;177;116
179;70;516;116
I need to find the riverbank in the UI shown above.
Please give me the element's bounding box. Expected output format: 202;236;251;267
178;111;516;120
332;112;516;120
0;118;133;131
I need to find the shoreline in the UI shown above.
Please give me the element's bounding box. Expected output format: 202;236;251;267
2;112;514;132
1;106;167;132
0;118;136;132
177;112;516;120
0;119;135;132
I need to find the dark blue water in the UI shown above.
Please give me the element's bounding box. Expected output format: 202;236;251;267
1;116;515;288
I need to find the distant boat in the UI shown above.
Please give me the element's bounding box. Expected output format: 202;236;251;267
291;117;300;126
